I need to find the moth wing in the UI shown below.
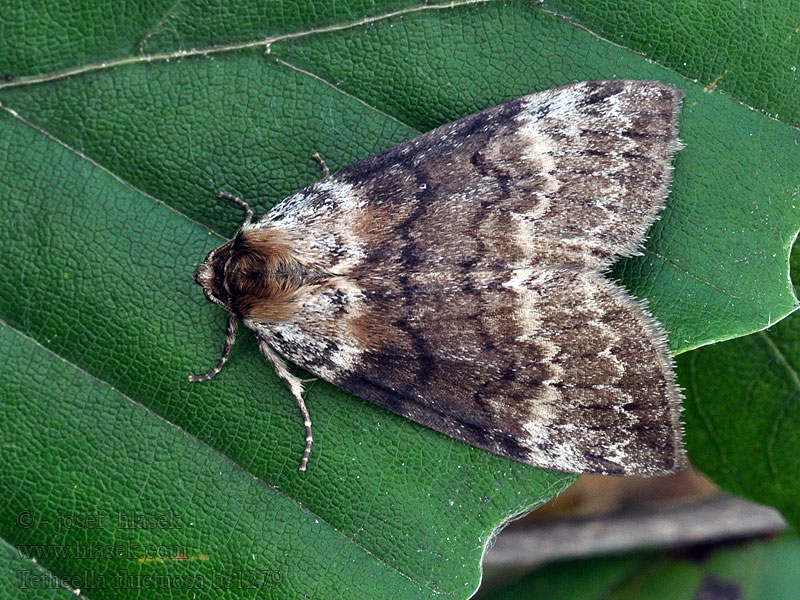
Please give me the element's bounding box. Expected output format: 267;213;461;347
266;80;683;274
253;79;685;474
259;267;684;476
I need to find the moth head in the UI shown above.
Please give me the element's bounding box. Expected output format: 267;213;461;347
195;229;307;321
194;240;235;311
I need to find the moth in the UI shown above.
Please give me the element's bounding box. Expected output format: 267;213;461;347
191;80;686;475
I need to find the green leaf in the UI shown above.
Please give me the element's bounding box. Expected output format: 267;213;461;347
542;0;800;127
481;534;800;600
679;244;800;528
1;0;798;598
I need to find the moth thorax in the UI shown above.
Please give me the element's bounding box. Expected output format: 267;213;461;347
225;229;308;322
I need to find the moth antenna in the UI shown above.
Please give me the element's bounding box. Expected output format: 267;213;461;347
257;337;313;471
189;313;239;382
218;191;254;227
311;153;330;178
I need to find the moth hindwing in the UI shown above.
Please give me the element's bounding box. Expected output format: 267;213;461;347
191;79;685;476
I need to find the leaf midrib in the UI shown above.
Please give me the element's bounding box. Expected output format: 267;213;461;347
0;0;496;92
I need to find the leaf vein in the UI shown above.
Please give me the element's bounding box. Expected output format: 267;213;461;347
0;0;498;91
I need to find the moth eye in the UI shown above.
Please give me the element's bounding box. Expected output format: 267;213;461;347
193;262;228;310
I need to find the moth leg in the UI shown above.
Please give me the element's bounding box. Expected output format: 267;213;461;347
189;313;238;382
311;153;330;178
217;191;253;227
257;336;313;471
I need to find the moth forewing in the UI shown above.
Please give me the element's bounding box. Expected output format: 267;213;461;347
192;80;685;475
